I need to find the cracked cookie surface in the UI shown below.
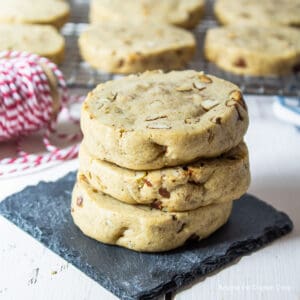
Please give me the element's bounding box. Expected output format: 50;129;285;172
205;25;300;76
79;21;196;74
71;176;233;252
78;142;250;212
90;0;205;29
81;70;248;170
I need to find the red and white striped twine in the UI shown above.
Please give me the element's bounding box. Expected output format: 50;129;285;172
0;51;82;176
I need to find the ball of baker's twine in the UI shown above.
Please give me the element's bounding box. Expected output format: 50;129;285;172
0;51;82;176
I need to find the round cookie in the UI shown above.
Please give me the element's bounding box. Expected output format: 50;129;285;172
214;0;300;27
0;0;70;29
90;0;205;29
78;142;250;212
0;24;65;64
81;70;248;170
78;21;196;74
204;25;300;76
71;176;233;252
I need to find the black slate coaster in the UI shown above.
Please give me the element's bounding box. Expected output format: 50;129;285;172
0;172;293;300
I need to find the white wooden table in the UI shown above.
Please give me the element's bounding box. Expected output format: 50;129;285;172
0;96;299;300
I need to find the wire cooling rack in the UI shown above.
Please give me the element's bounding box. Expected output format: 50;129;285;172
61;0;300;97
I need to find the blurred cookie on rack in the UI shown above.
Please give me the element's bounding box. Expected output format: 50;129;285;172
214;0;300;27
0;24;65;64
79;21;196;74
0;0;70;29
205;25;300;76
90;0;205;29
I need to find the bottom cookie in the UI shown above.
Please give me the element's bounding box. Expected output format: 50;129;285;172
71;177;233;252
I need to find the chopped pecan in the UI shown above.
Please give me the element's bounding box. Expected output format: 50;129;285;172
201;99;219;110
145;115;167;121
119;128;125;138
210;116;222;124
235;104;244;121
176;84;193;92
193;82;206;91
76;196;83;207
225;99;237;107
146;123;171;129
234;58;247;68
151;200;163;210
79;174;88;182
187;168;194;177
177;222;186;233
107;92;118;101
207;129;214;143
158;187;170;198
143;179;152;187
184;118;193;124
230;90;243;101
229;90;247;111
198;73;213;84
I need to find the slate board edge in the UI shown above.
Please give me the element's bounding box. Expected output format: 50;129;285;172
0;203;293;300
136;213;293;300
0;172;294;300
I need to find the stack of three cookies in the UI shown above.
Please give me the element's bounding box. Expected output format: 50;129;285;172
71;70;250;252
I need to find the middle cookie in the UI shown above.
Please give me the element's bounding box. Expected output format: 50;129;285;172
79;142;250;212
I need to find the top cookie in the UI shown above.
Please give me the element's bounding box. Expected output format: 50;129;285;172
81;70;248;170
0;0;70;29
90;0;205;29
215;0;300;26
